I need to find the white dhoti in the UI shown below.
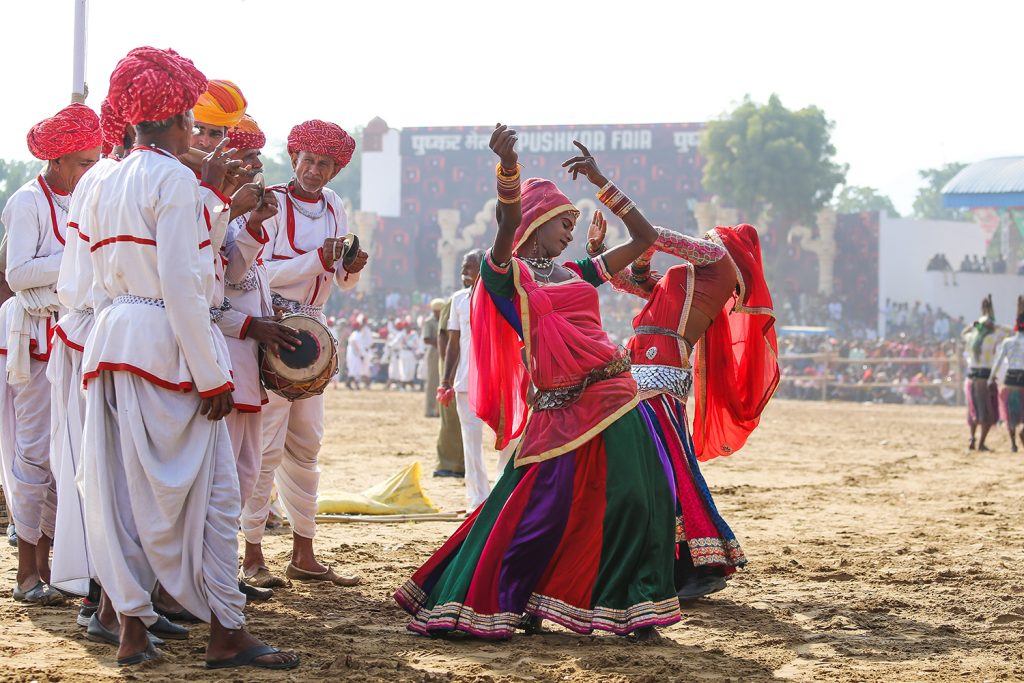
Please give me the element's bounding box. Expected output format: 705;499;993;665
80;372;245;628
345;345;365;379
0;356;55;546
47;333;92;596
455;391;519;511
241;391;322;544
225;410;262;505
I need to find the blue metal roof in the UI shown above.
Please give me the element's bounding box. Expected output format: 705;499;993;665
943;157;1024;208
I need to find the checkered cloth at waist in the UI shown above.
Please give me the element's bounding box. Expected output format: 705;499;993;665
113;295;165;308
271;293;322;318
114;295;222;322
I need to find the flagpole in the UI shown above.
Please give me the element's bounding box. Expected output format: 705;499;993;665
71;0;88;103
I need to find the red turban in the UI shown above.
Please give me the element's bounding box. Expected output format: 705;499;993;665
227;114;266;150
26;103;101;161
193;79;247;128
513;178;578;253
287;120;356;169
107;46;207;125
99;97;129;151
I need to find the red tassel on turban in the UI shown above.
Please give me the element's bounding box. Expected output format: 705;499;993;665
513;178;578;253
26;103;101;161
107;46;207;125
99;97;129;152
228;114;266;151
287;120;356;169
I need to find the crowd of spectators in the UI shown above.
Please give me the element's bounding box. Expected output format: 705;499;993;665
928;252;1019;275
776;298;965;405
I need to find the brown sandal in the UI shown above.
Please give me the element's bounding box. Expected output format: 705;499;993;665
241;567;288;589
285;563;361;587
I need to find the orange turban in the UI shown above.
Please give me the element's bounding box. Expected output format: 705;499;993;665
287;120;356;169
193;79;247;128
26;103;101;160
227;114;265;150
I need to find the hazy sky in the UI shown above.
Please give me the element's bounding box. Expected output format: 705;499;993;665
2;0;1017;214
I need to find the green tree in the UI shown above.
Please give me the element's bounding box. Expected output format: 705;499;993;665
0;158;43;233
258;126;363;206
700;94;847;226
912;162;967;220
834;185;900;216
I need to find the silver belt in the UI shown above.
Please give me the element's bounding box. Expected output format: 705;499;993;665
634;325;686;341
632;364;692;403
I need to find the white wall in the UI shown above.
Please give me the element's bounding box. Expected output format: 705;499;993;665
359;128;401;217
878;214;1023;334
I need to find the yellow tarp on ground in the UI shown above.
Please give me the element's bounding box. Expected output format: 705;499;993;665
317;461;439;515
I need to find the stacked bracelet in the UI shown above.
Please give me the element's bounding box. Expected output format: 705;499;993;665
630;261;651;284
496;163;522;204
586;239;606;256
596;181;636;218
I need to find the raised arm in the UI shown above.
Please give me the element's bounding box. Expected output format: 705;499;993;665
561;141;657;275
489;124;521;265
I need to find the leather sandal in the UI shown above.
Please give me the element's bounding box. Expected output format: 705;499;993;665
241;566;288;589
285;563;361;587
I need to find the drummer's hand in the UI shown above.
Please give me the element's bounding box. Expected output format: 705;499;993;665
321;238;344;269
200;390;234;421
344;249;369;274
247;317;302;355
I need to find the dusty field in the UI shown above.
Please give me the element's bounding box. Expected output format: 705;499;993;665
2;391;1023;682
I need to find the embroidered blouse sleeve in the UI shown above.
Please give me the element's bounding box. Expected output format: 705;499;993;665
481;249;515;298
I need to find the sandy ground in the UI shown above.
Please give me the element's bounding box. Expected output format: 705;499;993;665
2;390;1024;682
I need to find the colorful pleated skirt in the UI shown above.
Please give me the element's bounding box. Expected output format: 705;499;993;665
966;377;999;427
394;405;681;639
640;394;746;571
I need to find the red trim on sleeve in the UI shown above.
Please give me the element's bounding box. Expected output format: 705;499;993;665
201;182;232;206
246;221;269;244
239;316;253;340
90;235;157;252
199;381;234;398
232;403;262;413
317;246;335;272
78;229;90;242
198;239;212;250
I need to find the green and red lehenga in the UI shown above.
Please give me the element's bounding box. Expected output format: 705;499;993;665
394;240;682;638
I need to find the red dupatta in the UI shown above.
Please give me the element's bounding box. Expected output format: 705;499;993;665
693;224;779;461
468;266;529;450
469;178;579;451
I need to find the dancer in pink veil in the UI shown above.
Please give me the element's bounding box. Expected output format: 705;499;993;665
395;124;682;641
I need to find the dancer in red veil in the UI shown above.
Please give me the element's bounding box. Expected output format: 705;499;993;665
588;220;778;599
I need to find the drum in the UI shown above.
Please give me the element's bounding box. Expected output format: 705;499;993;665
260;314;338;401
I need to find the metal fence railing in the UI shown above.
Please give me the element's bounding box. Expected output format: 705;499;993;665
777;354;963;404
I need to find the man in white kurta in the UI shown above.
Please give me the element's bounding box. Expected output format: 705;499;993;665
440;250;518;510
0;103;100;605
49;152;120;604
240;119;368;587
